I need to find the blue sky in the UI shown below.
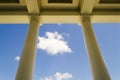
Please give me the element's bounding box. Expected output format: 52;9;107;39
0;23;120;80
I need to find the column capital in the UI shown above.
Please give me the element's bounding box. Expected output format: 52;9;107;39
81;15;91;22
29;15;39;23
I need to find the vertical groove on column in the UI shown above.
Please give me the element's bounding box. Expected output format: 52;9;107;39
81;16;111;80
15;15;39;80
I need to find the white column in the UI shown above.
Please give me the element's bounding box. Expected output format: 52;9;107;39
81;16;111;80
15;15;39;80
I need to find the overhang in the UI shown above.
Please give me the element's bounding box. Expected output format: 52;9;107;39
0;0;119;24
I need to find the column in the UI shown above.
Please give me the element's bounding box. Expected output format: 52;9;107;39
81;16;111;80
15;15;39;80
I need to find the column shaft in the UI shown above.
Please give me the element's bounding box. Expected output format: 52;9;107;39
15;16;39;80
81;16;111;80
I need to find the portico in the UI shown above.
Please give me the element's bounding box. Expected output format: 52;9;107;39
0;0;120;80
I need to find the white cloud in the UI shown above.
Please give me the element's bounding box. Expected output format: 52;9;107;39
55;72;72;80
40;72;72;80
37;32;72;55
15;56;20;61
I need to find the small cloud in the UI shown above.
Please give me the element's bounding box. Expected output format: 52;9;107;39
55;72;72;80
37;32;72;55
40;72;72;80
15;56;20;61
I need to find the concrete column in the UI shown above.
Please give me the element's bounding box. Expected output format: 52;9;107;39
81;16;111;80
15;15;39;80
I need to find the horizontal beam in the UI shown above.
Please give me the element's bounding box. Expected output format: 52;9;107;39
0;9;120;24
